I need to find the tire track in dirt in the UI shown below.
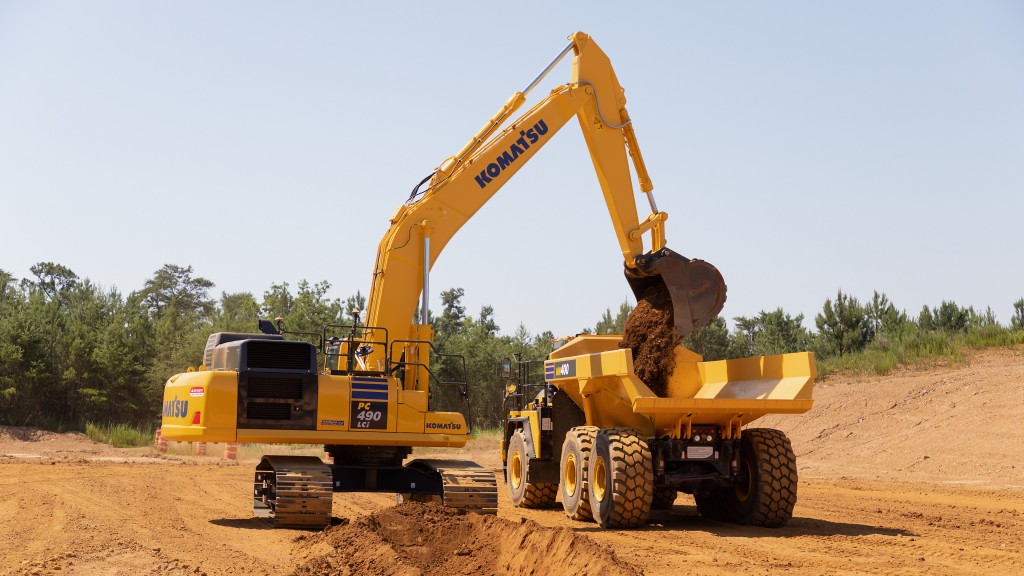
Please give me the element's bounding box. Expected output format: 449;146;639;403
504;476;1024;576
1;459;1022;575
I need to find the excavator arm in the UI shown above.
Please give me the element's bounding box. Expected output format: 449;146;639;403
363;32;726;373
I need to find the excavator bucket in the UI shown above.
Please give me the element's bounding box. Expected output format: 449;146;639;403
625;247;727;341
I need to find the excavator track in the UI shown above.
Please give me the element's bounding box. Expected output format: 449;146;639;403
408;459;499;514
253;456;333;528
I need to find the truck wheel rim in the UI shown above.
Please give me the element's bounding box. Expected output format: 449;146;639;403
592;455;607;502
734;451;754;502
511;451;523;489
564;452;578;495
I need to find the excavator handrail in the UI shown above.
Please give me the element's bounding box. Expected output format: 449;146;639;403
500;358;549;414
388;338;473;428
322;323;390;375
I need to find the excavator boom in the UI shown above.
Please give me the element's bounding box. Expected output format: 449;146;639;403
364;32;726;364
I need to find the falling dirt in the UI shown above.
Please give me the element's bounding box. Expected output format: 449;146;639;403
292;503;640;576
620;283;678;396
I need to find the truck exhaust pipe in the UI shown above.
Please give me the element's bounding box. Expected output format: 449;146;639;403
624;248;727;341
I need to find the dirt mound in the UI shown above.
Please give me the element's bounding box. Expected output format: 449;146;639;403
0;425;80;443
759;346;1024;485
292;502;642;576
0;424;152;462
620;284;678;396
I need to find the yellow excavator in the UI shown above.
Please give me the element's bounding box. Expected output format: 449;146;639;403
160;31;731;527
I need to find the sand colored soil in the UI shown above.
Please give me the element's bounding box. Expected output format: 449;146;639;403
620;284;678;396
2;348;1024;575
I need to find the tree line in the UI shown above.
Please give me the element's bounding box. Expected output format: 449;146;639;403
596;290;1024;373
1;262;1022;431
0;263;366;429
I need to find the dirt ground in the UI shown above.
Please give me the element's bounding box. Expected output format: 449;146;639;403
2;348;1023;575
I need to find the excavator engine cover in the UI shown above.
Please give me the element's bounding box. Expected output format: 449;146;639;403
625;248;727;341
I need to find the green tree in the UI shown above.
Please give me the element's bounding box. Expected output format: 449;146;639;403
867;291;906;337
288;280;342;334
0;270;21;409
212;292;261;333
918;305;935;331
933;300;969;333
478;305;499;337
433;287;466;341
261;282;294;319
754;308;808;355
140;264;214;318
595;301;632;334
138;265;215;393
731;315;760;356
682;316;731;360
815;289;869;357
1012;298;1024;332
342;290;367;321
30;262;79;303
967;306;998;329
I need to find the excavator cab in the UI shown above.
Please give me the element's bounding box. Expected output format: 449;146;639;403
624;247;727;341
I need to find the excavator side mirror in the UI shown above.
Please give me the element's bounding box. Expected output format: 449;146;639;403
499;358;512;379
258;319;281;335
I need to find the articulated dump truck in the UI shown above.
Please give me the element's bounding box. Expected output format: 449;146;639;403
502;336;815;528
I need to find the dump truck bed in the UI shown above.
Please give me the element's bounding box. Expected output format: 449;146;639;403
543;335;814;438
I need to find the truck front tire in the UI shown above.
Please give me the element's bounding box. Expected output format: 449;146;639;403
588;428;653;528
506;429;557;508
560;426;598;520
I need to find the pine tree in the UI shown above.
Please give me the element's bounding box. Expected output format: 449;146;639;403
815;289;869;357
1011;298;1024;332
595;300;632;334
683;316;731;360
933;300;969;333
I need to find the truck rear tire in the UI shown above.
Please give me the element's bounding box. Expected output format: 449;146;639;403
728;428;797;527
588;428;654;528
506;429;557;508
694;487;732;521
652;487;677;510
560;426;598;521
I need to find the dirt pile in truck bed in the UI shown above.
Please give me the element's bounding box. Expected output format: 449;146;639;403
292;502;641;576
620;283;679;397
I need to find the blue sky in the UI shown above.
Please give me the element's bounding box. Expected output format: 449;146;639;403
1;1;1022;336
